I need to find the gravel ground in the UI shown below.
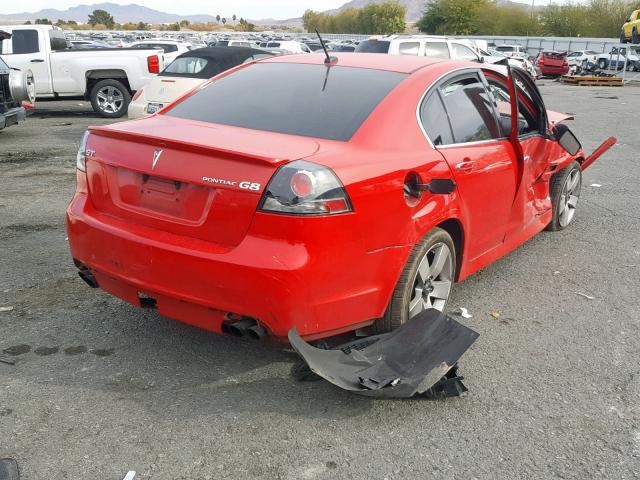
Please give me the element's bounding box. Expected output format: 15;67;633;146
0;84;638;480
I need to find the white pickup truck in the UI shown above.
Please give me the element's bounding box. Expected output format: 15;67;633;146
0;25;164;117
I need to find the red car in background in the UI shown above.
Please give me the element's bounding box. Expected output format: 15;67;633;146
535;50;569;77
67;53;614;345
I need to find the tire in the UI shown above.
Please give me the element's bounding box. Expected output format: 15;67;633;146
546;161;582;232
89;79;131;118
598;59;608;70
633;29;640;44
374;228;456;334
620;33;628;44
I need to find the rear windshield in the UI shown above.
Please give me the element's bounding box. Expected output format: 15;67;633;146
166;63;405;141
355;40;391;54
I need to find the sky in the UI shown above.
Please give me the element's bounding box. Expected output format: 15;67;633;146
1;0;344;19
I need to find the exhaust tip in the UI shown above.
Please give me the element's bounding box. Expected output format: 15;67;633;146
222;315;268;340
78;269;99;289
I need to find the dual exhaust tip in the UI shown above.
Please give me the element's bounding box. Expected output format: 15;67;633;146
222;316;268;340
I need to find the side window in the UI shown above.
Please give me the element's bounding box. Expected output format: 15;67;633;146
485;76;538;137
452;43;479;62
162;45;178;53
425;42;450;59
49;30;68;51
420;93;454;146
398;42;420;56
438;76;501;144
12;29;39;54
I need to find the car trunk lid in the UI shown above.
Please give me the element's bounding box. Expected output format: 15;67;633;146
85;115;320;247
143;77;203;104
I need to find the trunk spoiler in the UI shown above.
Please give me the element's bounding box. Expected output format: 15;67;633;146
289;309;479;398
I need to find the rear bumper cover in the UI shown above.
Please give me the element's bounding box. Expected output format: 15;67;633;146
67;192;410;339
0;106;26;130
289;309;479;398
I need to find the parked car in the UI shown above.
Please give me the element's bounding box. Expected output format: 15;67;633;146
259;41;312;54
493;44;528;57
211;40;253;48
128;40;191;65
128;47;274;119
0;25;164;118
356;35;482;62
69;40;111;49
621;9;640;43
595;46;640;71
566;50;599;67
0;49;35;130
67;51;615;380
535;51;569;77
482;47;538;78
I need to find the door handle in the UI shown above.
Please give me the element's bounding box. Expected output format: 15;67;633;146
30;59;45;63
456;160;476;172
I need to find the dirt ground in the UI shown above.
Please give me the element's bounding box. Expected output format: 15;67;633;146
1;84;639;479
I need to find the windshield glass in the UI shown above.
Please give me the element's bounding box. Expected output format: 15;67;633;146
166;62;405;141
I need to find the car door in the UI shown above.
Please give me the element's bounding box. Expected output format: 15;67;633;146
1;27;53;95
483;67;553;239
420;72;517;261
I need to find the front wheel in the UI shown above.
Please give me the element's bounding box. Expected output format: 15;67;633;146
374;228;456;334
90;79;131;118
546;161;582;231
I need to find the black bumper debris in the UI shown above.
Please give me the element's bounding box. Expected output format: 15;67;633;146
288;309;479;398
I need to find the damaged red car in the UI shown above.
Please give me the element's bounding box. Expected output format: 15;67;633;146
67;53;614;396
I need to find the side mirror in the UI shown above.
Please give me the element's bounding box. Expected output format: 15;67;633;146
554;123;581;156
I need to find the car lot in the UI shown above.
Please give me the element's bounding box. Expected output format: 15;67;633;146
0;83;639;479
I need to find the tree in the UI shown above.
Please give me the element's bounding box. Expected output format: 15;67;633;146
35;18;52;25
417;0;491;35
24;20;32;25
232;14;237;23
303;1;405;34
179;19;190;28
88;9;115;29
137;21;147;30
216;14;221;24
222;17;227;25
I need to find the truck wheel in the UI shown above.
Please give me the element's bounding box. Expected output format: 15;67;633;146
90;79;131;118
546;161;582;232
598;59;608;70
374;228;456;334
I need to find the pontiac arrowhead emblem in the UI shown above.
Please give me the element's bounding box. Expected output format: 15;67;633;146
152;149;163;170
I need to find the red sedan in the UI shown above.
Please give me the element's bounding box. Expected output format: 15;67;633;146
67;53;613;343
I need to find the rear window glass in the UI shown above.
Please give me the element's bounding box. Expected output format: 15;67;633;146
355;40;390;54
163;56;209;75
166;63;405;141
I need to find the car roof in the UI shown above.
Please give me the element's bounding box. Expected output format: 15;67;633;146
261;52;446;74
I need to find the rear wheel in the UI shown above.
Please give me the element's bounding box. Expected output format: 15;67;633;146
90;79;131;118
374;228;455;334
546;161;582;231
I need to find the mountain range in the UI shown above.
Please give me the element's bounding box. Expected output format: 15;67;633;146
0;1;532;26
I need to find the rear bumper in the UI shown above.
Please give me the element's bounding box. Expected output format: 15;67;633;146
67;192;409;340
538;65;569;76
0;106;26;130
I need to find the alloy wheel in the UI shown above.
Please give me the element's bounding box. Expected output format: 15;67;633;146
408;242;453;317
558;169;581;227
96;86;124;114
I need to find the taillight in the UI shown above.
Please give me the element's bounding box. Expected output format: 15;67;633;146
147;55;160;74
132;88;144;101
76;130;90;172
258;160;352;216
